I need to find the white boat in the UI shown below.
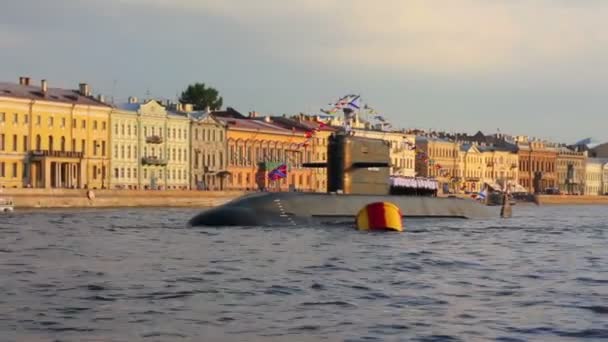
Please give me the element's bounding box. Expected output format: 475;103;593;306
0;198;14;213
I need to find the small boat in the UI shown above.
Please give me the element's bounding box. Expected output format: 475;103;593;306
0;197;14;213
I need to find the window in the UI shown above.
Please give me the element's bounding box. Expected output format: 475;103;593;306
93;121;98;130
121;124;125;135
24;114;29;124
82;120;86;129
72;138;76;152
114;168;119;178
36;115;41;125
81;140;86;154
115;124;119;135
121;146;125;159
23;136;28;151
178;149;182;162
127;168;131;179
144;169;147;179
48;117;54;127
61;118;66;128
0;112;4;122
114;146;118;158
35;135;41;150
93;140;98;156
144;126;147;136
13;113;18;124
102;141;106;157
0;134;4;151
12;163;17;177
73;119;77;127
60;136;66;152
102;122;106;130
127;146;131;159
48;136;54;151
0;162;4;177
128;125;131;136
120;168;125;178
195;129;199;140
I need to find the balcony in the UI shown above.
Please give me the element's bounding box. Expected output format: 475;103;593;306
145;135;163;144
30;150;84;159
141;156;168;166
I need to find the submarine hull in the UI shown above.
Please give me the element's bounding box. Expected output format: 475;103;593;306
189;192;496;227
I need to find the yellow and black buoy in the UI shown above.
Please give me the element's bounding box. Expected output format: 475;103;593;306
356;202;403;232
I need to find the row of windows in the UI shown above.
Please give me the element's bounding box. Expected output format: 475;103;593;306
113;145;188;162
0;112;107;130
0;162;18;178
193;151;224;169
519;160;556;173
229;146;312;167
193;128;224;142
0;134;105;156
113;167;188;180
392;158;415;170
114;123;189;140
229;171;313;188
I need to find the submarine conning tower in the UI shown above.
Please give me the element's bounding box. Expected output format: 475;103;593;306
304;132;392;195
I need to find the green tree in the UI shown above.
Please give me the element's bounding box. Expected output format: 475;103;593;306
179;83;223;111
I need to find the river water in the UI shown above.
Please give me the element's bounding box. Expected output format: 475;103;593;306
0;205;607;342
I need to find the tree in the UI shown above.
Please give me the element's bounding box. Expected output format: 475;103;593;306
179;83;223;111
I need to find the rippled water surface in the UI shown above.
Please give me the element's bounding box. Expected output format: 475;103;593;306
1;205;607;342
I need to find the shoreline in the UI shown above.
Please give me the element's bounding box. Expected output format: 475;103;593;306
2;189;608;209
0;189;245;209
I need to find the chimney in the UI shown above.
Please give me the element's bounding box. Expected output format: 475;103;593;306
97;94;105;103
205;106;211;114
128;96;138;104
19;77;31;86
78;83;91;96
248;111;258;118
183;104;193;112
41;79;48;94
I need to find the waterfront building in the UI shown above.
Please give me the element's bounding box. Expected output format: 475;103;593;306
0;77;111;189
116;99;190;190
478;146;519;191
556;147;587;195
189;111;228;190
267;114;336;193
458;144;484;192
515;137;557;193
219;115;315;192
109;107;139;189
584;158;606;195
604;163;608;195
415;137;461;194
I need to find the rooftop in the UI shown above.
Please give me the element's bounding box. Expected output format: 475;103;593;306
0;81;110;107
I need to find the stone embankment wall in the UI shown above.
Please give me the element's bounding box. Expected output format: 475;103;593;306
1;189;245;208
535;195;608;205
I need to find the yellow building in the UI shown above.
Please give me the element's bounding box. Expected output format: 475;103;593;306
585;158;606;195
415;137;460;194
109;107;139;189
0;77;111;189
478;146;519;190
459;144;484;192
218;116;315;192
115;99;190;190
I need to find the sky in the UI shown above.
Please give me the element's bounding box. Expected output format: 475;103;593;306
2;0;607;143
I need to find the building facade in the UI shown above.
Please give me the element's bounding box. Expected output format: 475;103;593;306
479;146;519;190
189;112;228;190
584;158;605;195
1;78;111;189
109;108;139;189
115;99;190;190
516;138;557;193
220;117;315;192
415;137;461;194
556;147;587;195
459;144;484;192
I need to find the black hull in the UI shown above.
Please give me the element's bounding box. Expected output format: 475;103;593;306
189;192;496;226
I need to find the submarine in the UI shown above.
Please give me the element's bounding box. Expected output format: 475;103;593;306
189;133;495;226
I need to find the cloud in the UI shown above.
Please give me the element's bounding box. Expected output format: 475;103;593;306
107;0;608;75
